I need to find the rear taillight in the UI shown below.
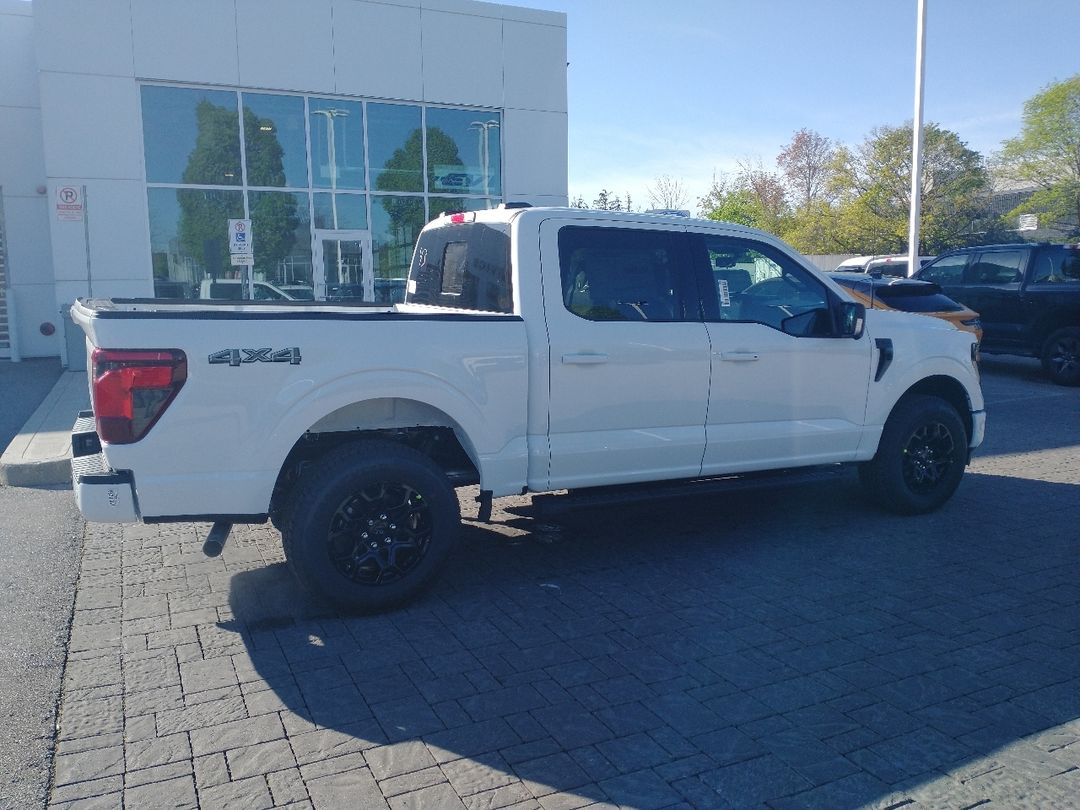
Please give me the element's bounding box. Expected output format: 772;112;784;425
92;349;187;444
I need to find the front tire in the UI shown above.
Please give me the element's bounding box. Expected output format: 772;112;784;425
859;395;968;514
1041;327;1080;386
282;440;460;612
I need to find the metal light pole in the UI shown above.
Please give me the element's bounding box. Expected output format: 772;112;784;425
312;108;350;286
907;0;927;277
469;120;500;197
312;108;350;229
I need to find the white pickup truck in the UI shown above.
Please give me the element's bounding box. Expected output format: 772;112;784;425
71;207;985;611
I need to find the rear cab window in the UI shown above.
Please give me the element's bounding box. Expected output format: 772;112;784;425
406;221;513;312
1031;245;1080;284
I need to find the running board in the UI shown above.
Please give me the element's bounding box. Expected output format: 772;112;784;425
531;465;851;518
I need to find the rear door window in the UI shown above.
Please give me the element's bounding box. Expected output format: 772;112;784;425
557;226;691;322
964;251;1025;285
407;222;512;312
918;254;968;285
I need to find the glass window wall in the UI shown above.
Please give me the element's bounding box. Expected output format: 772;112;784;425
309;98;365;191
242;93;309;188
426;108;502;197
141;86;241;186
142;85;503;302
369;103;424;194
147;188;244;298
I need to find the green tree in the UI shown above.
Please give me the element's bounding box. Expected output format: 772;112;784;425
830;123;989;253
999;75;1080;238
591;189;624;211
699;165;791;234
372;128;460;277
777;128;836;210
178;101;297;277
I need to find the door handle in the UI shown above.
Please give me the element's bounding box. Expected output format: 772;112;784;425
562;353;609;365
720;352;760;362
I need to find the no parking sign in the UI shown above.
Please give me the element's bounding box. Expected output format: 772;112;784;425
228;218;253;266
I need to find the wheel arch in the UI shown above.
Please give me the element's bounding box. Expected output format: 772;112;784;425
266;396;484;521
894;375;973;441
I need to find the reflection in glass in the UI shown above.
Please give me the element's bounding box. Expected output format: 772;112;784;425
247;191;312;289
426;108;501;196
309;98;364;190
242;93;308;188
148;188;244;297
372;195;424;300
142;86;241;185
313;193;368;230
322;239;368;302
428;197;498;221
369;103;423;193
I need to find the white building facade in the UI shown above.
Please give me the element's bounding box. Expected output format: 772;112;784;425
0;0;568;360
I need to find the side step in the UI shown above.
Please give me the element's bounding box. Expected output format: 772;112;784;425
531;465;851;518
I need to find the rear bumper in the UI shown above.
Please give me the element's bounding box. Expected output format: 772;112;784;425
71;412;139;523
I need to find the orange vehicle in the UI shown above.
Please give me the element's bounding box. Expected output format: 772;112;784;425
829;273;982;342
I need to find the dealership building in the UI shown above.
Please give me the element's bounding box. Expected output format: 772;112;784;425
0;0;568;361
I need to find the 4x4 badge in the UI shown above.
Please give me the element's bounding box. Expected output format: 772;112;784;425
209;347;302;367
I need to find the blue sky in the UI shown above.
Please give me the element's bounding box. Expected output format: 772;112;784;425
512;0;1080;211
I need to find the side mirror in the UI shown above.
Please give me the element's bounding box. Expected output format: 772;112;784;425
838;301;865;338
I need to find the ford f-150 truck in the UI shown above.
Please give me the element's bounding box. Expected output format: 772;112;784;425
914;243;1080;385
70;207;986;611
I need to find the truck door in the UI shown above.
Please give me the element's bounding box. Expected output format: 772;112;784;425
960;249;1027;348
541;220;711;490
693;232;873;472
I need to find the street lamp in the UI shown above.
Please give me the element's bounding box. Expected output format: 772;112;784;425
311;108;350;290
469;119;500;197
311;108;350;229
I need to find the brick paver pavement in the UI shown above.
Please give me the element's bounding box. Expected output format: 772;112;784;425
49;357;1080;809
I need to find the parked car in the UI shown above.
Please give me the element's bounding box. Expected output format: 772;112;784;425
199;279;296;301
835;254;934;277
914;243;1080;385
829;273;982;342
69;207;984;611
279;284;315;300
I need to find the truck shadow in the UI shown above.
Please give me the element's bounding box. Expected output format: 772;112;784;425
226;471;1080;808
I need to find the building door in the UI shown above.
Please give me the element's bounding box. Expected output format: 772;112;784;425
312;229;373;302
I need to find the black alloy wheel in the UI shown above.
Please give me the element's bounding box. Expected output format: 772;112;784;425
328;483;433;586
859;394;968;514
900;420;957;495
282;440;460;612
1043;327;1080;386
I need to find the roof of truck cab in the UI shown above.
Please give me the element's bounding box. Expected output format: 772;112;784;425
432;205;781;242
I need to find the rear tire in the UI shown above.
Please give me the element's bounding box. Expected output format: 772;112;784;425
859;395;968;514
282;440;460;612
1041;327;1080;386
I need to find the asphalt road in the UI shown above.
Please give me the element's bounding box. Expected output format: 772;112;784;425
0;359;82;810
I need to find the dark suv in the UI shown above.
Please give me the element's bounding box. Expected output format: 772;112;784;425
914;243;1080;385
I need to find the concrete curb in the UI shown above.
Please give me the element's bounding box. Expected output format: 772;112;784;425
0;371;89;487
